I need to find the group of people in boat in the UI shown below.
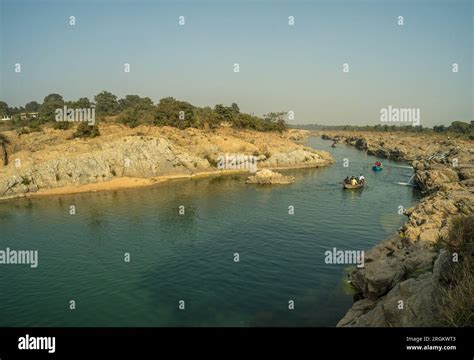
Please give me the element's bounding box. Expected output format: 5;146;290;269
344;174;365;186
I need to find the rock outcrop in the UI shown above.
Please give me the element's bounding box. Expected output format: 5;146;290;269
0;125;333;199
245;169;295;185
338;249;454;327
321;131;474;327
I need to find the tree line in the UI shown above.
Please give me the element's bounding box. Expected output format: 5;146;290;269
294;122;474;138
0;92;288;136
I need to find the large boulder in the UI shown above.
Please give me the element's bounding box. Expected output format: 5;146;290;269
415;168;460;192
354;138;367;150
419;229;440;243
261;148;332;168
245;169;295;185
339;273;437;327
381;273;436;327
348;237;437;299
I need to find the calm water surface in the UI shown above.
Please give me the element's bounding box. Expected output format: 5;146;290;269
0;137;420;326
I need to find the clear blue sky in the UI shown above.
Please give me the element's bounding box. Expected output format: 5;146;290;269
0;0;472;126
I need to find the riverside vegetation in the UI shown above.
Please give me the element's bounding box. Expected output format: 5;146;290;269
0;92;287;134
320;131;473;327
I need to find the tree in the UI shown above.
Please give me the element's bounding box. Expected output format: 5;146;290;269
118;106;155;128
155;97;195;128
0;101;9;115
194;106;220;129
25;101;40;112
433;125;446;133
214;104;234;122
94;91;120;116
0;133;10;165
72;97;91;108
39;94;64;122
262;112;288;132
231;103;240;114
449;121;471;134
263;112;286;123
43;94;63;103
9;106;24;115
119;95;153;111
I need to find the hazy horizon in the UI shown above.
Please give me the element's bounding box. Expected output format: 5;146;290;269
1;0;472;126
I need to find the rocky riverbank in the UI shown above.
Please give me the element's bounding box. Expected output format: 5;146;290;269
319;131;474;327
0;125;332;200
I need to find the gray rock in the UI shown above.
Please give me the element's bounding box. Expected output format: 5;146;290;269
432;249;453;285
339;273;437;327
364;259;405;299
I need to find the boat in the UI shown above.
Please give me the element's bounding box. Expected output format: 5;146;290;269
372;161;383;171
343;180;365;189
331;143;337;148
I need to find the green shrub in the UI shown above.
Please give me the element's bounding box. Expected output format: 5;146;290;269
53;121;71;130
118;106;155;128
72;123;100;138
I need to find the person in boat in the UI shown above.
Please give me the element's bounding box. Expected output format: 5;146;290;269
344;176;350;184
375;161;382;167
350;177;358;186
358;174;365;183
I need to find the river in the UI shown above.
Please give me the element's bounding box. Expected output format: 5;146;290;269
0;137;421;326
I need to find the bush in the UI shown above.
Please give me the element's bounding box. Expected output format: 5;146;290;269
436;215;474;327
16;127;31;136
16;124;42;135
442;215;474;256
72;123;100;138
53;121;71;130
118;106;155;128
436;259;474;327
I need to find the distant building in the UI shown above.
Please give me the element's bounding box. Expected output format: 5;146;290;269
20;112;39;120
1;115;12;121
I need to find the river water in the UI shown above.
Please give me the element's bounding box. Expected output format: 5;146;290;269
0;137;421;326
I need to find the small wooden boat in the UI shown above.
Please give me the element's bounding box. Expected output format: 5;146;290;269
343;181;365;189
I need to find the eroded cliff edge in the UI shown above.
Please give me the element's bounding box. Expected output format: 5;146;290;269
321;131;474;327
0;126;333;200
